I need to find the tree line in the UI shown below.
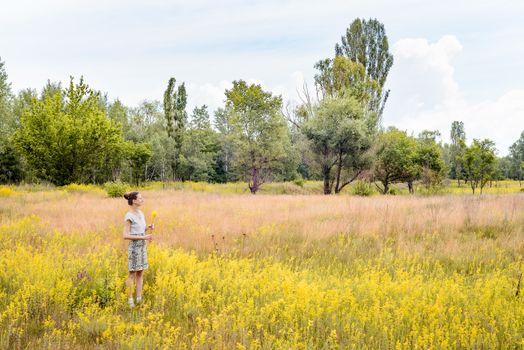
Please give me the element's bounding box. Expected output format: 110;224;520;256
1;18;523;194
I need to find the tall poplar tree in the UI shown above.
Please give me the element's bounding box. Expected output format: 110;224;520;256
335;18;394;117
450;121;466;184
163;77;187;180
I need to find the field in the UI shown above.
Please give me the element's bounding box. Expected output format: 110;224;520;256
0;183;523;349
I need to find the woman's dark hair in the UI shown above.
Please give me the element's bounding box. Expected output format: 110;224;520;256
123;191;139;206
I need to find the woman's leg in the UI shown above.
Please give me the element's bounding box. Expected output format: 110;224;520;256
135;270;144;300
126;271;136;298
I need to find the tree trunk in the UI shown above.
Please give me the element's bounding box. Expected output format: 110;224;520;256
171;158;177;181
224;150;229;183
408;181;414;194
334;151;342;194
336;171;362;194
322;164;331;195
382;181;389;195
249;167;259;194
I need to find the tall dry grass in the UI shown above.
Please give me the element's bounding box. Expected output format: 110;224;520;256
3;190;523;259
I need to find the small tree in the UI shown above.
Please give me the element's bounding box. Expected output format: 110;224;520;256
463;139;497;194
179;105;221;182
126;142;152;185
496;156;512;180
372;128;419;194
416;132;446;192
14;77;126;185
225;80;290;194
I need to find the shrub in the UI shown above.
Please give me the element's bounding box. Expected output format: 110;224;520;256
387;187;399;195
0;186;16;197
351;181;374;196
61;183;104;195
104;181;129;198
293;178;305;188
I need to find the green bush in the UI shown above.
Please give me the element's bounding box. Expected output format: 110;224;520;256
104;181;129;198
352;181;374;196
293;178;305;187
387;187;399;195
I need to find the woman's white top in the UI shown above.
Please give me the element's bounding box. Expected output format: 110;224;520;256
124;210;146;235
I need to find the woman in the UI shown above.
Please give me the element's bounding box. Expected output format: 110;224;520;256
123;191;153;307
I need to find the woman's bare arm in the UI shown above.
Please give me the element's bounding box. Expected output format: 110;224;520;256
123;220;152;241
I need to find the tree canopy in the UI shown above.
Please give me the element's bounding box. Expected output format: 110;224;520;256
14;78;129;185
463;139;498;194
225;80;291;194
335;18;394;117
303;95;376;194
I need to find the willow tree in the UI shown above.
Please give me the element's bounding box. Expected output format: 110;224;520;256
305;56;379;194
303;95;376;194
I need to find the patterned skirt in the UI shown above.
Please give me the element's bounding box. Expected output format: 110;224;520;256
128;239;148;271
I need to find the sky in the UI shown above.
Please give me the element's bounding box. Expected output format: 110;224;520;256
1;0;523;155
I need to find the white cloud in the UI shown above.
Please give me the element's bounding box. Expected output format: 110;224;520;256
186;80;232;114
384;35;523;155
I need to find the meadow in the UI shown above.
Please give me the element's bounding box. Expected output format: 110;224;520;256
0;182;523;349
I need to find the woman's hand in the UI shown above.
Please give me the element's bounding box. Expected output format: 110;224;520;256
147;224;155;231
144;234;153;242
